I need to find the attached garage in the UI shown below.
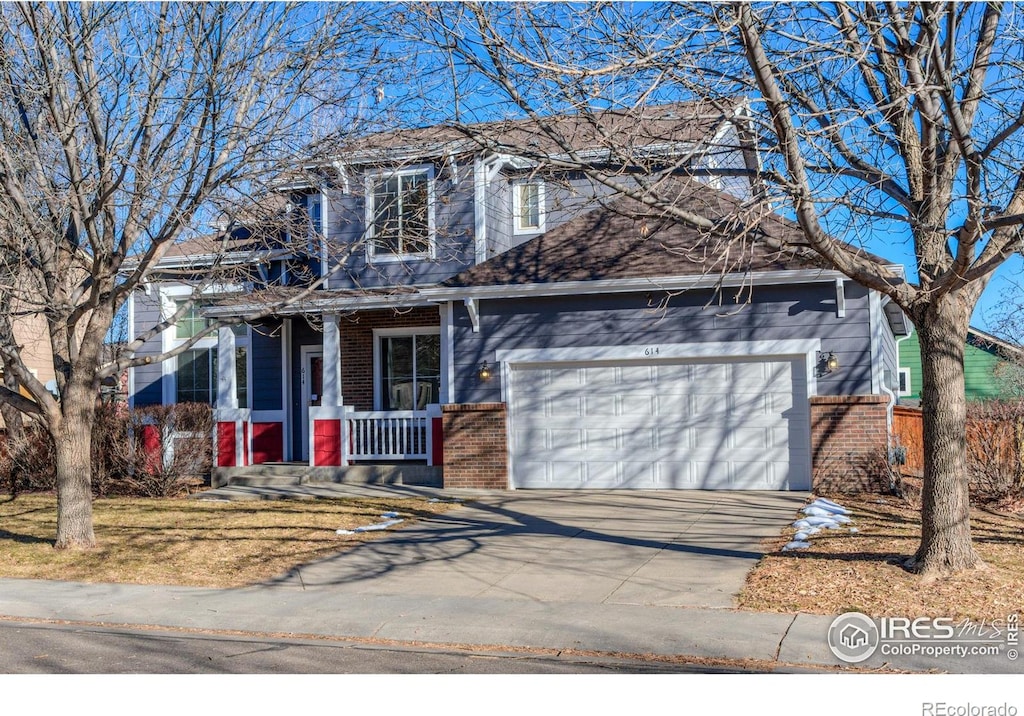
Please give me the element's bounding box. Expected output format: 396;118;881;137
508;355;811;490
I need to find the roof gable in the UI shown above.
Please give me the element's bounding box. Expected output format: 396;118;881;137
442;183;835;289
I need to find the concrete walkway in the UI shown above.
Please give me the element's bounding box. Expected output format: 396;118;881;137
0;485;1017;673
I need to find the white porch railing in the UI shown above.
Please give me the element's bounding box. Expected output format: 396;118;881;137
346;410;429;461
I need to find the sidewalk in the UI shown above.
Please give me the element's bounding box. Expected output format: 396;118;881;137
0;576;1014;673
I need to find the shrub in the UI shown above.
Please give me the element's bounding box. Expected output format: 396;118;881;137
0;423;57;495
965;399;1024;501
0;402;213;498
112;403;214;498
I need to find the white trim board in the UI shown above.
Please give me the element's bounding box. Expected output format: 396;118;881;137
421;269;861;302
299;346;323;462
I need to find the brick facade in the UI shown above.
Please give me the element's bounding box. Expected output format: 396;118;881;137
339;307;440;411
441;403;508;489
810;395;891;494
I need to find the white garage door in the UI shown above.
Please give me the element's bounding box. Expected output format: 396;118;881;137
509;357;810;490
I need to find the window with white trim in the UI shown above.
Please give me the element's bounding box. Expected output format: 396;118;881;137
175;347;248;407
898;367;912;397
512;179;545;234
366;167;434;260
169;300;248;407
376;330;440;411
305;192;323;256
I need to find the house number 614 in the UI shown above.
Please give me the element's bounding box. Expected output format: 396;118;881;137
643;347;660;356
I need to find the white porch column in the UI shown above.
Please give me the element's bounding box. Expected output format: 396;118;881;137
310;314;347;467
216;325;237;410
322;313;342;406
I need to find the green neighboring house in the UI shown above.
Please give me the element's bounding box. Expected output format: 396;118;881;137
897;326;1023;402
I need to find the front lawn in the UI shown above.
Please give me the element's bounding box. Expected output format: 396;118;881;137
0;493;460;588
739;496;1024;622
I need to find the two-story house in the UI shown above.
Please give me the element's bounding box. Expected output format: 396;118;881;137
128;101;910;492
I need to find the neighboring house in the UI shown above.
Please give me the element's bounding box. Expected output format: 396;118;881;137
897;326;1024;402
128;101;910;492
0;312;58;429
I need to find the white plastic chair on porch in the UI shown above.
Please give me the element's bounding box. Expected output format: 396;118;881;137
391;382;414;410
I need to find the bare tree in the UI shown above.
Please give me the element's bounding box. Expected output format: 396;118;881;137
0;3;384;548
417;2;1024;576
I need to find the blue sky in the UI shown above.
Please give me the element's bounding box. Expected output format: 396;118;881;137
390;3;1024;339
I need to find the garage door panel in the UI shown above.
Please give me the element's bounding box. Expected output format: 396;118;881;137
511;357;810;490
619;395;655;416
584;395;617;417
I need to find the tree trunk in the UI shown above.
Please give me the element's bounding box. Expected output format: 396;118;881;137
53;388;96;549
912;296;983;576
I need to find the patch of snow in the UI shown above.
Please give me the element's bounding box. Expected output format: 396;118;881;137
791;497;856;544
381;511;400;518
801;505;835;517
783;540;811;551
808;499;851;516
803;515;842;527
428;498;463;503
350;520;401;532
335;517;405;535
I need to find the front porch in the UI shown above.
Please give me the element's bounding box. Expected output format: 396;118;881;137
209;304;449;476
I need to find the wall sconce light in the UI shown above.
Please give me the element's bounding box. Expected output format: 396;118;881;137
817;351;839;375
478;361;493;381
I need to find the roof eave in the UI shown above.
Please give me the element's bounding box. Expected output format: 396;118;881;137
422;268;853;302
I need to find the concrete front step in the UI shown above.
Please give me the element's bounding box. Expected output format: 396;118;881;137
213;463;443;488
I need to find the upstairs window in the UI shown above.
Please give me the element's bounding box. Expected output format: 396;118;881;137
512;180;545;234
366;167;434;261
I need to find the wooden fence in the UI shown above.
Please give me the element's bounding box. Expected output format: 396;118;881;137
892;406;924;475
892;404;1023;489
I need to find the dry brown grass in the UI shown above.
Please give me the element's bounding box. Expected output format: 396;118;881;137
739;495;1024;622
0;493;460;588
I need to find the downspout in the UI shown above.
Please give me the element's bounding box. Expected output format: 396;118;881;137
870;290;896;459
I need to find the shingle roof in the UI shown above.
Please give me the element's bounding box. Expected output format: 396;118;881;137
441;182;831;288
320;99;745;164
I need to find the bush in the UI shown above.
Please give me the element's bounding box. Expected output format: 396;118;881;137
1;402;213;498
110;403;214;497
965;400;1024;501
0;423;57;495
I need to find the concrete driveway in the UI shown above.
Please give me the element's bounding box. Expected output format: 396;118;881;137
281;490;807;609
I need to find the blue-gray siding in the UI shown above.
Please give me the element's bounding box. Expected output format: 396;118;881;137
131;290;165;406
323;162;477;289
251;321;283;411
452;282;874;404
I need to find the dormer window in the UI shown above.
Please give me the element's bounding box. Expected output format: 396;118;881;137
366;166;435;261
513;179;545;234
